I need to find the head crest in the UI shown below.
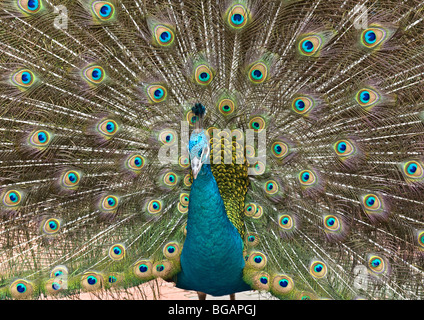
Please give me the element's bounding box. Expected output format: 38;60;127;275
192;103;206;117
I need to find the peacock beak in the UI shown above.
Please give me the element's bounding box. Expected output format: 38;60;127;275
191;156;202;180
191;144;209;180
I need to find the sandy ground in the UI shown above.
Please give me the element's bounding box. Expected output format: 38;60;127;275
62;278;275;300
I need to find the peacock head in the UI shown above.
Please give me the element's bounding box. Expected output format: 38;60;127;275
188;103;210;180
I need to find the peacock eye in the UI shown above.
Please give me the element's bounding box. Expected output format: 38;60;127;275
355;88;380;108
154;25;175;47
92;1;115;21
43;218;60;235
159;130;177;145
163;242;181;259
83;66;106;85
362;194;381;211
248;62;268;84
367;255;387;274
299;170;316;186
292;96;314;115
12;69;35;88
309;261;327;279
402;160;424;180
361;27;387;48
163;172;178;187
179;193;189;206
264;180;278;194
323;215;341;232
126;154;145;171
10;280;33;299
101;195;119;211
109;244;125;260
253;161;266;175
29;129;51;147
61;170;81;189
278;214;294;230
334;139;355;157
2;190;23;207
272;275;294;295
147;199;162;214
299;35;322;56
249;116;266;132
17;0;42;14
248;252;267;269
227;4;248;29
218;98;236;116
244;203;257;217
271;141;289;158
194;64;213;85
81;273;103;291
147;84;167;103
134;260;153;279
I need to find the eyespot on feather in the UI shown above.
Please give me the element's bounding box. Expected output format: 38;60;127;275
83;65;106;85
60;170;81;189
97;119;118;138
109;244;125;261
298;170;317;186
309;261;327;279
163;242;181;259
218;98;236;116
401;160;424;181
298;35;323;56
323;215;341;233
159;129;177;145
147;199;162;214
134;260;153;279
271;141;289;159
45;278;64;295
2;189;23;208
91;1;115;21
292;96;315;115
17;0;42;14
249;116;266;132
251;272;270;291
248;62;268;84
278;214;295;231
12;69;35;88
361;27;387;49
194;64;214;85
271;275;295;295
367;254;388;275
147;84;167;103
81;272;103;291
247;252;267;269
126;154;145;171
355;88;380;108
153;25;175;47
29;129;51;148
10;279;33;300
333;139;355;157
42;218;60;235
152;260;173;278
227;4;249;30
244;203;257;217
100;195;119;212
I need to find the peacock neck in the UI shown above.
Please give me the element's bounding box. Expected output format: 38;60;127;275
187;164;232;228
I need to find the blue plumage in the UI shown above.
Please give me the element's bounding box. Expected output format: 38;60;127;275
176;163;250;295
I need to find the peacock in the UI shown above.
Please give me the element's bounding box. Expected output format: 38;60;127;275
1;0;424;301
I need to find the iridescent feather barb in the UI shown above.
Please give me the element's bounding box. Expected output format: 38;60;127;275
0;0;424;301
